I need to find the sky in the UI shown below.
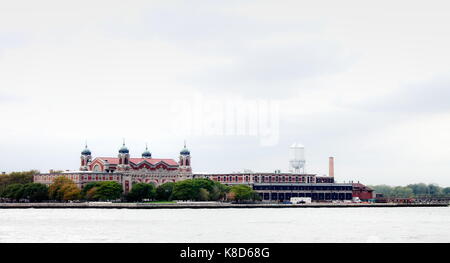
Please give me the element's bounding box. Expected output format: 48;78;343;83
1;0;450;186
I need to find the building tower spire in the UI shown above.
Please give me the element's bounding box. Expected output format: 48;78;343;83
142;143;152;158
80;141;92;171
118;139;130;171
179;141;191;172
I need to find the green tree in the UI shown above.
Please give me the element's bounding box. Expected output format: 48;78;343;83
198;188;210;201
80;181;123;201
391;186;414;198
191;178;215;192
21;183;48;202
407;183;429;196
229;185;257;202
126;183;156;202
209;182;230;201
172;178;225;201
95;181;123;201
0;170;37;194
156;182;175;201
369;185;394;197
171;179;231;201
443;187;450;196
85;187;98;201
252;191;262;201
427;184;442;197
172;180;197;200
1;184;25;201
81;182;102;200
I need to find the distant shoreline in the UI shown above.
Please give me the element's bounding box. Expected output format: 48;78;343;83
0;202;448;209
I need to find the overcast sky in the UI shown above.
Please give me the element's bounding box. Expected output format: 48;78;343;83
1;0;450;186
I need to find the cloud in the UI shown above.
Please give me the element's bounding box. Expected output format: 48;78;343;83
355;76;450;114
182;41;354;98
102;4;354;99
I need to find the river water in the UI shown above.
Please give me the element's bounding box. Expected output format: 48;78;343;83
0;207;449;242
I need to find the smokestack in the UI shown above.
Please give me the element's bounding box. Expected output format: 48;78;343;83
329;157;334;177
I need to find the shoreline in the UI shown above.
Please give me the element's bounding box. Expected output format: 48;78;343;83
0;202;448;209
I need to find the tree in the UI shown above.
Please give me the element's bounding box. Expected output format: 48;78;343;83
0;170;37;194
172;180;197;200
81;182;102;200
171;179;232;201
391;186;414;198
156;182;175;201
407;183;429;196
80;181;122;201
198;188;210;201
1;184;25;201
126;183;156;202
209;182;230;201
171;178;226;201
48;176;80;201
443;187;450;196
226;191;236;201
85;187;98;201
427;184;442;197
369;185;394;197
21;183;48;202
191;179;215;193
229;185;257;202
95;181;123;201
62;184;81;201
252;191;262;201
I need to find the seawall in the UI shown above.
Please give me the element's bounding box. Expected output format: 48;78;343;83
0;202;448;209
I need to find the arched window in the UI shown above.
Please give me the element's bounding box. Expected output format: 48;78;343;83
93;164;101;172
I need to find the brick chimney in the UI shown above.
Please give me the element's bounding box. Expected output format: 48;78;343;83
329;157;334;177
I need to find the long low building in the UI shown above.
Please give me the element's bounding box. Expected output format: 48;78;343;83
253;183;354;202
193;173;334;184
194;173;353;202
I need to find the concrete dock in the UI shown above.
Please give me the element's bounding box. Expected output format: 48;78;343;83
0;202;448;209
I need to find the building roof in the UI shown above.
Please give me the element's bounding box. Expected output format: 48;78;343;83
94;157;178;167
352;183;373;191
130;158;179;166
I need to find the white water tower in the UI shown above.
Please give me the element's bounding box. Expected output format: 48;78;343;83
289;143;305;174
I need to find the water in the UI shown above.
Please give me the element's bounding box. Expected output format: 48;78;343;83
0;207;449;242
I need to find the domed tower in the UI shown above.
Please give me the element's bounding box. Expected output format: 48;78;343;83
80;143;92;171
117;140;130;171
142;143;152;159
179;141;191;172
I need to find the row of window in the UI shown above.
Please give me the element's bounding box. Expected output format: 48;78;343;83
260;192;353;201
37;175;80;181
215;175;315;183
83;175;117;181
254;185;353;191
